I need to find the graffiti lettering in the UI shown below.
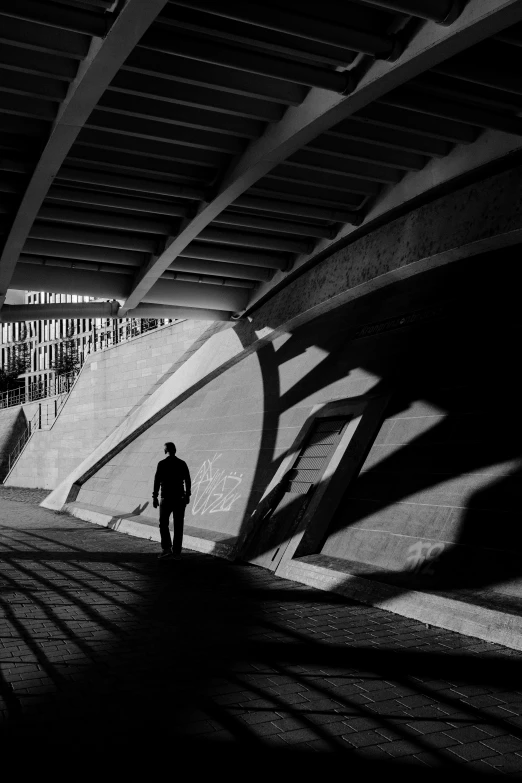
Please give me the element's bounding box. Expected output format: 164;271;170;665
406;540;445;576
191;453;243;515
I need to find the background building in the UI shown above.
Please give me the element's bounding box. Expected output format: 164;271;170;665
0;291;176;403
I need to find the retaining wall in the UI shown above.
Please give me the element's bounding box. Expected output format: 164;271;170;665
5;320;214;489
38;160;522;647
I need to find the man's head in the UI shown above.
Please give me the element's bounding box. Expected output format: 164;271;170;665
164;442;176;456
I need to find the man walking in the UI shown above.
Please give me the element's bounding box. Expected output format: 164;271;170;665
153;442;191;561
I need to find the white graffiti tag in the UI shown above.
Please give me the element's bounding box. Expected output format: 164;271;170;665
191;453;243;515
406;540;445;576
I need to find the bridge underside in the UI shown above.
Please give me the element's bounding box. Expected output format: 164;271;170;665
1;0;522;321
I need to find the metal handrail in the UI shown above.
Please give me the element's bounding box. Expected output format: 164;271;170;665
7;406;40;475
5;390;72;477
86;317;169;354
0;369;78;410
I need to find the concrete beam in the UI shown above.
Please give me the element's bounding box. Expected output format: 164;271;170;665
55;167;206;200
38;206;173;235
120;0;522;315
10;264;248;313
10;264;131;300
172;0;399;59
1;301;120;323
23;239;144;266
0;300;229;323
143;279;249;312
361;1;462;24
0;0;169;311
126;304;231;322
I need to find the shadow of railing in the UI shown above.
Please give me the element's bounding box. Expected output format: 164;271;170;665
0;508;518;776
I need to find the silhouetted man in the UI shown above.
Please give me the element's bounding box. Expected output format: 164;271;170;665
153;442;191;561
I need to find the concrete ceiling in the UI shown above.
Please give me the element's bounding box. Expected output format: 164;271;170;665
1;0;522;321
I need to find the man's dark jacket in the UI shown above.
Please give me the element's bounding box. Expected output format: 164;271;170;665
153;456;191;501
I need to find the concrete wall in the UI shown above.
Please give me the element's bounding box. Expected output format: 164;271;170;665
39;159;522;623
74;247;522;609
5;320;214;489
320;301;522;604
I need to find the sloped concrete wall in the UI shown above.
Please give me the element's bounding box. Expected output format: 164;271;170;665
74;325;381;532
70;246;522;608
5;320;214;489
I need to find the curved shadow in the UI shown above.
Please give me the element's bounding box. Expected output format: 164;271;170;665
237;249;522;605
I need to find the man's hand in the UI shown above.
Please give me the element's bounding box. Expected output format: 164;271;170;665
153;497;159;509
184;493;191;505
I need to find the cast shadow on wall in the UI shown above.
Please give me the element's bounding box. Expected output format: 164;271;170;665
238;253;522;606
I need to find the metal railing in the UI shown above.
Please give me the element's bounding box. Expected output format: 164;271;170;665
86;317;170;354
0;370;79;410
6;391;70;477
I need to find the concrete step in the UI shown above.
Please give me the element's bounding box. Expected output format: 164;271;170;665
278;554;522;652
66;500;238;560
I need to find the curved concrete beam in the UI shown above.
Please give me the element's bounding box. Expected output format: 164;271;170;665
248;129;522;311
0;0;169;309
120;0;522;315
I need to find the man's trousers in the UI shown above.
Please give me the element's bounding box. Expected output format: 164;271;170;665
159;498;186;555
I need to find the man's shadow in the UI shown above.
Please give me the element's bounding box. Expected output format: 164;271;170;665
107;501;149;529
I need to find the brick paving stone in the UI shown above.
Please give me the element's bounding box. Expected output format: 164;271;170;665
406;719;453;735
447;742;501;762
486;705;521;720
398;694;437;708
347;744;392;762
365;698;410;715
248;721;283;737
412;751;451;768
314;719;352;736
240;711;281;725
379;739;420;757
482;735;522;754
484;753;522;772
493;692;522;705
463;695;507;709
479;725;515;738
305;738;341;752
443;726;491;743
344;716;382;732
344;729;386;748
407;705;451;719
375;726;406;741
272;716;305;732
281;727;325;744
299;696;342;711
3;488;522;776
274;692;309;707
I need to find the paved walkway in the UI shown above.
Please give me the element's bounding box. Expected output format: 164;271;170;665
1;488;522;777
